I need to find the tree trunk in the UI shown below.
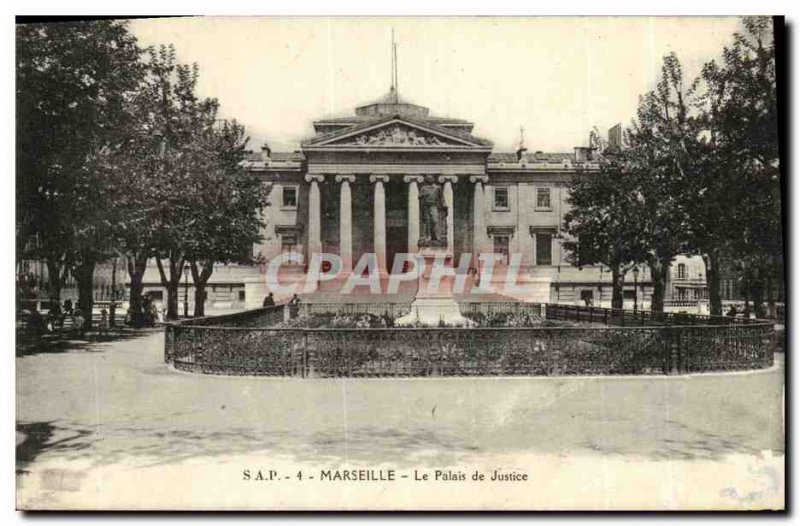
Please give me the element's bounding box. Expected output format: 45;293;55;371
702;250;722;316
190;260;214;318
648;255;669;314
74;257;96;331
127;253;148;327
45;257;67;303
156;256;184;320
193;282;206;317
610;265;624;310
167;282;180;320
110;258;117;327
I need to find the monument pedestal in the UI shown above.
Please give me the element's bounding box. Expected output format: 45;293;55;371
396;248;471;327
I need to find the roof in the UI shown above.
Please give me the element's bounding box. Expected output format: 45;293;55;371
356;89;416;107
314;115;474;126
302;113;492;148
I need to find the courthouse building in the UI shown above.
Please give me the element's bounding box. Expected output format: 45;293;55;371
127;87;707;311
231;91;660;309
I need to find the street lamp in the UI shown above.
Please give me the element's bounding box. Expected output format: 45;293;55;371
183;264;190;318
632;266;640;313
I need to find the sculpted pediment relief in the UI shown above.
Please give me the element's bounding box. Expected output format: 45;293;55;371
330;123;464;147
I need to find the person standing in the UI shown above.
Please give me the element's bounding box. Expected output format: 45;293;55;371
72;309;85;338
262;293;275;307
142;294;154;326
288;294;301;319
27;306;46;338
48;299;63;330
99;308;109;335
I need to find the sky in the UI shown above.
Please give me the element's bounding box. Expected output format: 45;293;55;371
129;16;743;154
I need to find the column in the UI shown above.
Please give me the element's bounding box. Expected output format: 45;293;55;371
370;175;389;274
470;175;489;261
404;175;423;253
305;174;324;261
439;176;458;255
336;175;355;272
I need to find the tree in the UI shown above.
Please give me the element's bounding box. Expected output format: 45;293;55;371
16;20;143;327
94;70;169;326
692;17;780;317
184;120;267;317
137;46;267;320
562;152;649;309
145;46;216;319
85;44;267;323
92;113;160;326
627;53;699;313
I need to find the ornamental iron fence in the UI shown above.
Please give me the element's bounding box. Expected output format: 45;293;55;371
164;302;774;378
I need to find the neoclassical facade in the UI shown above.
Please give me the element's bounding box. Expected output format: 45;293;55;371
237;92;663;309
128;91;710;311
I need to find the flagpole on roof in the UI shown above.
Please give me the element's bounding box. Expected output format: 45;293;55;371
391;28;398;103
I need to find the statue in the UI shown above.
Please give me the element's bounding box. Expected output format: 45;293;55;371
418;176;448;248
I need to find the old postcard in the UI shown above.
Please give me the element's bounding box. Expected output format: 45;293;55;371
15;16;785;510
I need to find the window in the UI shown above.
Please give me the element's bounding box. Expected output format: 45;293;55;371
238;290;246;302
536;187;552;209
493;235;510;265
148;290;164;301
676;263;687;280
281;234;298;255
493;187;509;210
535;232;552;266
282;186;298;209
722;279;736;299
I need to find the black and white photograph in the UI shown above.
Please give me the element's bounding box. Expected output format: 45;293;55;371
14;15;785;510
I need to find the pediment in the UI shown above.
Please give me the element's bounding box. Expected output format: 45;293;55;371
303;118;490;150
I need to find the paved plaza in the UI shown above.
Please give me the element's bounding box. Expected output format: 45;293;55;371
16;329;784;510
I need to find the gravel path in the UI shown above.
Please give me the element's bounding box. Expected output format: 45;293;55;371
16;330;784;510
